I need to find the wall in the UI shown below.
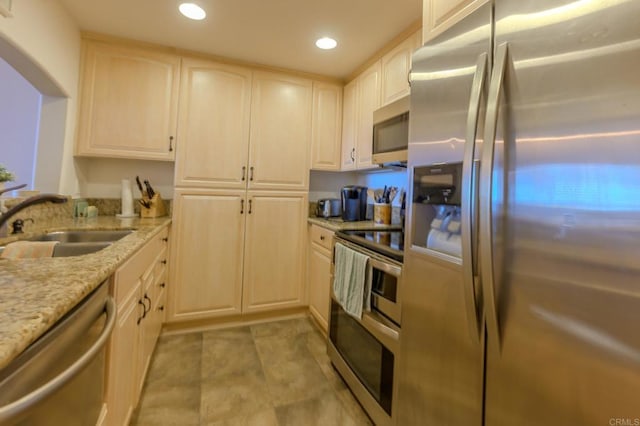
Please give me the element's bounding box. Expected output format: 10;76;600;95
0;0;81;195
309;168;408;206
0;57;41;189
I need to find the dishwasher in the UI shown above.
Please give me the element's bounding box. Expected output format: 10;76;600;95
0;280;115;425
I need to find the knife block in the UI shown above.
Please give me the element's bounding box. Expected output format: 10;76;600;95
140;194;167;218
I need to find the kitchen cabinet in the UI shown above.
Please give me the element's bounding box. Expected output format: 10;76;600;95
105;226;169;426
169;189;307;321
311;82;343;171
174;59;252;189
422;0;489;42
356;61;382;169
341;80;358;171
175;63;312;191
340;62;381;171
242;191;308;313
75;39;180;161
169;189;245;321
307;225;334;332
381;30;422;106
248;71;312;190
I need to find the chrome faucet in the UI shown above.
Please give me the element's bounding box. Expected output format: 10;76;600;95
0;193;68;237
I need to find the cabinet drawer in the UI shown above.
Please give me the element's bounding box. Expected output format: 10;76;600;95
114;227;169;305
310;225;334;251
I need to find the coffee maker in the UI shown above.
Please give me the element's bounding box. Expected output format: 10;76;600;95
341;185;368;221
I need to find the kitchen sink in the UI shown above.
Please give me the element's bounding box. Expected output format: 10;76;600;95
0;230;134;258
0;242;112;258
29;230;134;243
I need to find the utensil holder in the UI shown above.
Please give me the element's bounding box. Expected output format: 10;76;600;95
140;194;167;218
373;203;391;225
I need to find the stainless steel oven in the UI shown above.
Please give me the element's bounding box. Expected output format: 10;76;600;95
328;232;403;426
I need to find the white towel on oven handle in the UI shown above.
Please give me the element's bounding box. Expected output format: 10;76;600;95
333;242;371;319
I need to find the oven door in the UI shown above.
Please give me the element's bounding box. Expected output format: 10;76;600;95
328;298;400;426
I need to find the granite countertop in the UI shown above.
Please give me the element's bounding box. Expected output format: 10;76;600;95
0;216;171;370
307;216;402;232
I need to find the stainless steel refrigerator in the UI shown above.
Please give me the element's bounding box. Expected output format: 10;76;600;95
398;1;640;425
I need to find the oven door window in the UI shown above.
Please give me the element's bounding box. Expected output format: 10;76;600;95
330;300;394;415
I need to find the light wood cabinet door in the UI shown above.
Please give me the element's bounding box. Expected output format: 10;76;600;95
311;82;343;171
105;286;141;426
169;189;245;321
356;62;382;169
381;30;422;106
175;59;252;188
423;0;489;42
242;191;308;313
76;40;180;160
248;72;312;190
308;226;333;332
341;80;358;171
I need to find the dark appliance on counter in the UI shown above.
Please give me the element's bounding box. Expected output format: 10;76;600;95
341;185;368;221
315;198;341;218
328;229;404;426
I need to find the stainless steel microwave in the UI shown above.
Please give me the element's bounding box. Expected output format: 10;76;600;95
372;96;409;166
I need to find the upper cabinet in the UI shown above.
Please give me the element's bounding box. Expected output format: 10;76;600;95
381;30;422;106
175;59;252;189
355;61;381;169
310;82;343;171
340;62;382;171
75;40;180;161
248;72;312;190
423;0;489;42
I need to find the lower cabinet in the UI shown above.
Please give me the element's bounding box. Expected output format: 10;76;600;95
307;225;335;332
105;226;169;426
169;189;308;322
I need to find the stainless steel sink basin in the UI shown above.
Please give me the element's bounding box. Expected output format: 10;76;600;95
30;230;134;243
0;242;112;258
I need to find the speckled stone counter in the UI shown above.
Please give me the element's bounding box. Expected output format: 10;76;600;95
307;216;402;232
0;216;171;370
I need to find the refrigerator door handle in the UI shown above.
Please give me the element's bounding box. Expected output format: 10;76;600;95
480;42;509;349
461;52;488;344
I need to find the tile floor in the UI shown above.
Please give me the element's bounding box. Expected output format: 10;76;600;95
131;316;373;426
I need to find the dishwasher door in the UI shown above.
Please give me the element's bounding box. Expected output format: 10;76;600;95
0;281;115;426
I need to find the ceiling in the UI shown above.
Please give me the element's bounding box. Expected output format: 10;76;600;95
59;0;422;80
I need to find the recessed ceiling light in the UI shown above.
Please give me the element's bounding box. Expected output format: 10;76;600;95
179;3;206;20
315;37;337;50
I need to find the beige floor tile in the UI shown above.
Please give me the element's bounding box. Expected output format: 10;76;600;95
275;391;371;426
145;332;203;386
202;407;279;426
201;327;262;380
200;370;272;423
250;317;313;339
130;382;201;426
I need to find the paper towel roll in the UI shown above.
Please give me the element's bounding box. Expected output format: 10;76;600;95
121;179;134;216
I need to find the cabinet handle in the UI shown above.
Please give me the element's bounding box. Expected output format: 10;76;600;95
320;235;325;241
144;294;152;310
350;148;355;162
169;136;174;152
162;237;168;242
248;199;252;214
160;282;166;288
158;306;165;312
242;166;246;181
137;299;146;324
240;199;244;214
161;259;167;265
249;166;254;181
407;68;412;87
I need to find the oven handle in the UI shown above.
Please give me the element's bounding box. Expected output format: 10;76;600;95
368;257;401;278
0;297;116;423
